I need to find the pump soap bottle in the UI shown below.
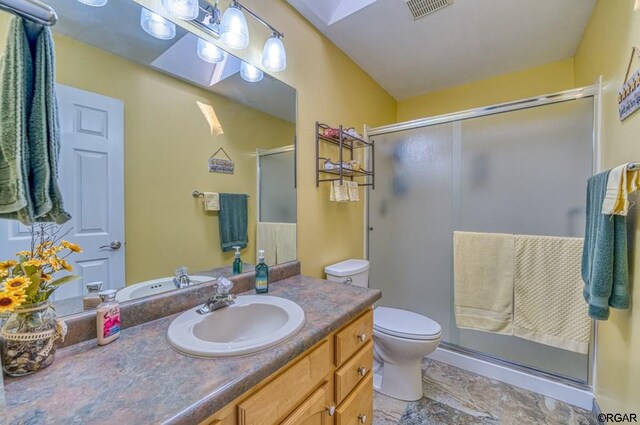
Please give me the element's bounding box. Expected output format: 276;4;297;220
232;246;242;275
96;289;121;345
255;250;269;294
83;281;103;310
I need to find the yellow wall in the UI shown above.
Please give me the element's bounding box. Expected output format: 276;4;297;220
0;14;295;284
397;58;575;121
135;0;397;277
574;0;640;413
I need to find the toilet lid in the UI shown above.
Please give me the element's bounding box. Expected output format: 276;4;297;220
374;307;442;340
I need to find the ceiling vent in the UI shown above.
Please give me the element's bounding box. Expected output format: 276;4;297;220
404;0;453;20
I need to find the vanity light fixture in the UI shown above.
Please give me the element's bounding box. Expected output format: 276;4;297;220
240;61;263;83
140;9;176;40
262;32;286;72
77;0;108;6
220;1;249;50
197;6;226;63
161;0;198;21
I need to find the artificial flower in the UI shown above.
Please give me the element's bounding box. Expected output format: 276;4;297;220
60;259;73;272
16;250;32;258
0;290;23;313
41;273;52;282
49;257;61;271
61;241;82;253
3;276;31;293
0;269;8;279
23;259;45;268
0;260;17;271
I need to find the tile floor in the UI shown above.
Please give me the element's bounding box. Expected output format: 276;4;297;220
373;358;598;425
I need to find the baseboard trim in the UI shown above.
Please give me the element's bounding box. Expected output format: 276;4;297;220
427;347;594;410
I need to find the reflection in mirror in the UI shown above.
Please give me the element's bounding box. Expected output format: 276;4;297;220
0;0;297;317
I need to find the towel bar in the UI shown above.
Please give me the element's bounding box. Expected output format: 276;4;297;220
192;191;250;198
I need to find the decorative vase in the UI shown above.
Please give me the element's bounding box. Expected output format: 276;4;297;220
1;301;66;377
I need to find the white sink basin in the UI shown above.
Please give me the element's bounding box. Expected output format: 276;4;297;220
116;275;212;302
167;295;306;358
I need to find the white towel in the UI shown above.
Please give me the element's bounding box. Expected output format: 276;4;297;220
453;231;515;335
347;181;359;202
601;163;640;216
276;223;297;264
256;222;278;266
514;235;590;354
202;192;219;211
330;181;349;202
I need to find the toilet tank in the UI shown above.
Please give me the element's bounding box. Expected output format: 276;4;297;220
324;259;369;288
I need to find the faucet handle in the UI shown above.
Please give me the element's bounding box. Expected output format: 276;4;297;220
216;277;233;295
175;266;189;277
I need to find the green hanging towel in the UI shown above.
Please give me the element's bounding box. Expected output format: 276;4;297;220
0;18;70;225
218;193;248;252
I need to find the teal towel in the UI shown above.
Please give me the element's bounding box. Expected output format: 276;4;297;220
581;171;629;320
0;18;70;225
0;18;32;218
218;193;248;252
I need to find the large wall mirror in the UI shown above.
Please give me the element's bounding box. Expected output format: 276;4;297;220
0;0;297;317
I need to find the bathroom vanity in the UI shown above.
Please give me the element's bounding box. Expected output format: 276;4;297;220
3;268;381;424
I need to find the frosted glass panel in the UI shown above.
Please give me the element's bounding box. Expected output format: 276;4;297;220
454;98;593;382
369;123;454;341
459;99;593;237
259;150;296;223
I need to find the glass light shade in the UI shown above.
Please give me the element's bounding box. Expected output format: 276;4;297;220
161;0;198;20
262;35;286;72
240;62;264;83
140;9;176;40
197;39;226;63
77;0;108;6
220;5;249;49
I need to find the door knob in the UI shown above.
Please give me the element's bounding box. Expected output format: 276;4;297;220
100;241;121;250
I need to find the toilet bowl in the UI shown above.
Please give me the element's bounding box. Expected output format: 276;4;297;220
325;259;442;402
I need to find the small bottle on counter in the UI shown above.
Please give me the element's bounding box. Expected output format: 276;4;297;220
232;246;243;275
96;289;121;345
255;250;269;294
83;281;103;310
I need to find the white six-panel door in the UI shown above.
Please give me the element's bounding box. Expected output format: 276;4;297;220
0;84;125;301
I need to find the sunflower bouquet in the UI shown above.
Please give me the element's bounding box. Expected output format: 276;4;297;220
0;224;82;314
1;224;82;376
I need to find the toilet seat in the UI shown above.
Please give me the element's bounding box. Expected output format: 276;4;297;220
374;307;442;341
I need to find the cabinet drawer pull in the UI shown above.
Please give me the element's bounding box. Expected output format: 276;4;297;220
327;405;336;416
359;414;367;423
358;333;367;342
357;367;367;376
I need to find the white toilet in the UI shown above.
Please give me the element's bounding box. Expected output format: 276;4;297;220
325;259;442;402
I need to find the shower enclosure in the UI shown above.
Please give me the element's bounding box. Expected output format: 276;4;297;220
367;87;597;385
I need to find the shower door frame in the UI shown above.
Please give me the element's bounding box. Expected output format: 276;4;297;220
364;80;602;391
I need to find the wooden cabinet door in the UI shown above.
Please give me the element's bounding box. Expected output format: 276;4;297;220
281;382;333;425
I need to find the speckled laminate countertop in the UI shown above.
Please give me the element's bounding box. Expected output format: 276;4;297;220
5;275;381;425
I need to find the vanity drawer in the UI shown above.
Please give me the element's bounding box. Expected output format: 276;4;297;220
335;373;373;425
335;341;373;405
335;310;373;366
280;381;332;425
238;340;332;425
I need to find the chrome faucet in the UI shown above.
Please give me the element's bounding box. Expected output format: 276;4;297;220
173;266;191;289
196;277;235;315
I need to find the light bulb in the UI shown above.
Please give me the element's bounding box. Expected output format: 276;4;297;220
220;4;249;49
161;0;199;20
140;9;176;40
262;35;286;72
197;38;226;63
77;0;108;6
240;62;263;82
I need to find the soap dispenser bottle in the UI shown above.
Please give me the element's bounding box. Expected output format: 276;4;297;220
232;246;242;275
83;281;103;310
255;250;269;294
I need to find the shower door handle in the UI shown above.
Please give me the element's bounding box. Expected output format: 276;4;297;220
368;227;373;231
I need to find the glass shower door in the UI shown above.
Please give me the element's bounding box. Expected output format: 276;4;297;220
368;97;594;383
368;123;455;341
